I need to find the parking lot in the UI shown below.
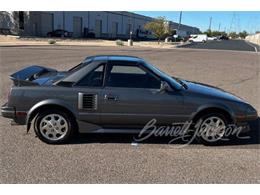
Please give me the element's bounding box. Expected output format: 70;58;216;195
179;40;259;52
0;45;259;183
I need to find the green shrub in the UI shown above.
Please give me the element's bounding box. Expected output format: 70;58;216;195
115;39;124;46
48;39;56;44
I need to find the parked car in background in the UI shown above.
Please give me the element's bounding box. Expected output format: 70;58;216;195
189;34;208;43
86;32;95;38
165;35;184;42
1;55;258;145
218;35;229;40
47;29;73;37
207;36;217;41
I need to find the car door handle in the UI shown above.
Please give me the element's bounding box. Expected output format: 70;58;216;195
104;94;119;101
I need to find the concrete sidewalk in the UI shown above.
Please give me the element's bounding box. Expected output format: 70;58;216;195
0;35;185;49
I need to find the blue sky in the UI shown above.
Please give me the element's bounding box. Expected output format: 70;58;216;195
134;11;260;33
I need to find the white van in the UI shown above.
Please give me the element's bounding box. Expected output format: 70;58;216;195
189;34;208;43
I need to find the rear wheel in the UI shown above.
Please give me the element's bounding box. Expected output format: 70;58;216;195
195;113;228;145
34;109;75;144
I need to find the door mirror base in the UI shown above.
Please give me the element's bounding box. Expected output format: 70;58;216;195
159;81;172;92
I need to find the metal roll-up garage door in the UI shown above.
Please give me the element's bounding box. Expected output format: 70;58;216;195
40;13;53;37
73;17;82;37
112;22;118;38
95;20;102;38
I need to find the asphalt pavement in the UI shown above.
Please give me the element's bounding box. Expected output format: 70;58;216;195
0;45;259;183
179;40;259;52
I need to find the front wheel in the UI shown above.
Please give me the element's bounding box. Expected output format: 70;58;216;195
34;109;75;144
195;113;228;145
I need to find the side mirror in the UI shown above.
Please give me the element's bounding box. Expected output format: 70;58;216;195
159;81;171;92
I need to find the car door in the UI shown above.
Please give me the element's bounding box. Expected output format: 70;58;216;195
99;60;185;128
73;62;106;125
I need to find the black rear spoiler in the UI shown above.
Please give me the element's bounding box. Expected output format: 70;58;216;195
10;65;57;86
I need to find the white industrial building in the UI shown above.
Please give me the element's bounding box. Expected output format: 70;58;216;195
167;21;200;37
26;11;157;39
0;11;200;39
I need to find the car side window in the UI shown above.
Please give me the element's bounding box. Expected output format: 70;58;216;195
76;64;105;87
106;62;161;89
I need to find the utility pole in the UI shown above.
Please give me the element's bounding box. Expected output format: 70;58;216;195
177;11;182;31
218;23;221;31
209;17;212;31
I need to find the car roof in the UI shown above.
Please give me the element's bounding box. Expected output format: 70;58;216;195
83;55;143;63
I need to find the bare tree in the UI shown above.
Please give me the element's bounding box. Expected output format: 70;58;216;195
0;11;18;35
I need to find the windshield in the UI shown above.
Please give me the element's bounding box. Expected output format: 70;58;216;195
144;62;183;90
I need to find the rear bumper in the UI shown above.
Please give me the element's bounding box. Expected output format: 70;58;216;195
1;103;27;125
1;103;15;119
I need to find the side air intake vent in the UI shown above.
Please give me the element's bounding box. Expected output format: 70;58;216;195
78;93;97;110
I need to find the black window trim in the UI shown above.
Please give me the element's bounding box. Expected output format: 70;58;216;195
74;61;107;88
104;60;162;89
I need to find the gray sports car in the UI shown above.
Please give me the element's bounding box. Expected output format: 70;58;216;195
1;55;258;144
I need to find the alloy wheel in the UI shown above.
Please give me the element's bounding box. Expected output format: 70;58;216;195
199;116;226;142
39;114;68;141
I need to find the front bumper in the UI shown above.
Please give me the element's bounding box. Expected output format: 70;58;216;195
235;112;258;133
235;122;251;133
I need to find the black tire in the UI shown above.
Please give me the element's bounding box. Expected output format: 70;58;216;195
195;113;228;146
34;109;75;144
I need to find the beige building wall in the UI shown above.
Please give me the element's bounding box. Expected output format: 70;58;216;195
245;33;260;45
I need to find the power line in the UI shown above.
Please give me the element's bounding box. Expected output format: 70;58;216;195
229;12;236;33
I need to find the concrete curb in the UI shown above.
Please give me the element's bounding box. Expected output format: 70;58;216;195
175;42;193;48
